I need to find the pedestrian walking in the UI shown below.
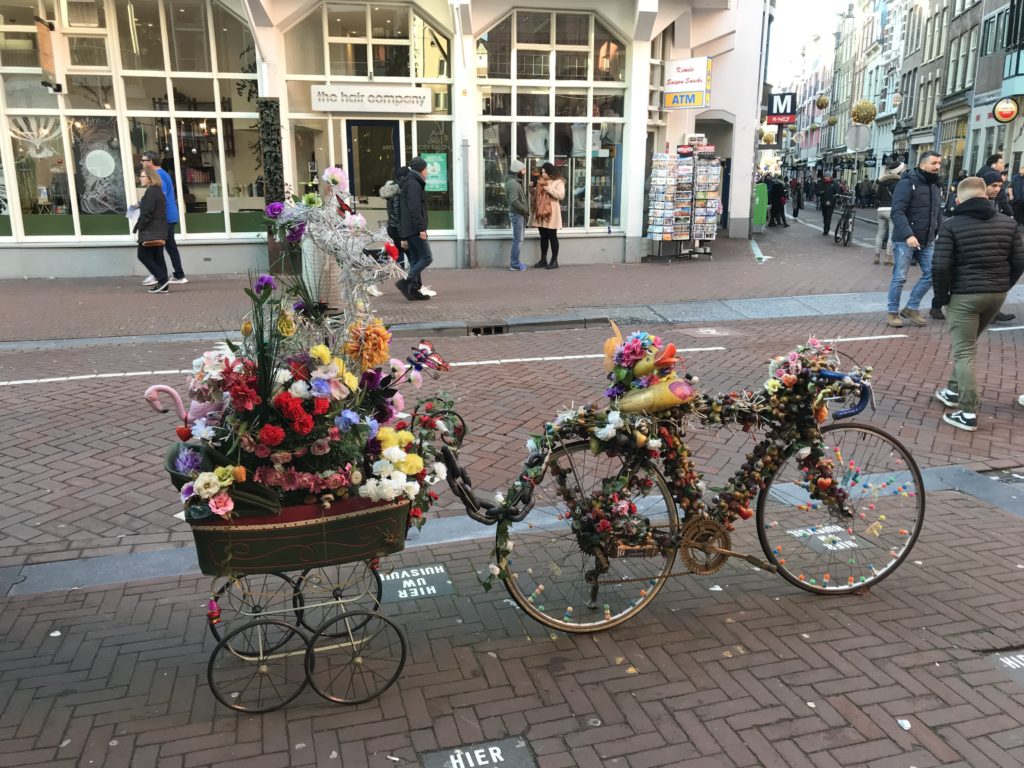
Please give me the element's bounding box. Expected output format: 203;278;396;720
396;156;431;301
790;178;803;220
530;162;565;269
931;176;1024;431
767;175;789;227
504;159;529;271
140;151;186;285
818;175;839;236
1012;165;1024;227
976;154;1013;218
873;162;904;265
379;168;408;268
134;168;170;293
856;176;871;207
885;151;943;328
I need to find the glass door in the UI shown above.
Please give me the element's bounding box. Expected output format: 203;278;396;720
346;120;399;228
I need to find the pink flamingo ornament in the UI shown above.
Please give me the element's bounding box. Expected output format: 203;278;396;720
144;384;188;421
144;384;224;441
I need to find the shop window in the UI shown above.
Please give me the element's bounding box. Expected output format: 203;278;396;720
68;116;128;235
415;119;452;229
555;13;589;46
3;72;59;108
481;86;511;116
423;83;450;114
481;121;511;229
594;21;625;82
67;35;107;67
177;115;225;232
477;16;511;79
285;9;325;74
517;50;548;79
516;11;550;45
0;3;41;26
62;0;104;28
555;51;588;80
9;115;74;236
212;0;255;73
165;0;211;72
327;3;365;37
517;90;549;117
171;77;217;110
555;90;587;117
0;30;39;67
329;42;367;76
118;0;165;71
221;117;261;232
0;150;10;235
224;77;257;110
66;74;113;109
371;43;409;77
370;6;407;40
123;75;168;110
291;118;329;197
412;16;449;78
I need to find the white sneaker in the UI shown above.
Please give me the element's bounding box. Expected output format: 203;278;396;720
366;285;384;296
141;276;157;286
419;285;437;297
169;277;188;284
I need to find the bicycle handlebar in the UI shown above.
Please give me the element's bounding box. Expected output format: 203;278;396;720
815;369;873;420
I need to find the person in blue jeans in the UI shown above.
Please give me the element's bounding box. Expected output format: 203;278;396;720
396;156;431;301
886;152;943;328
504;159;529;271
141;152;186;285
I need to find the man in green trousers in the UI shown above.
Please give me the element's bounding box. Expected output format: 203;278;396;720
932;176;1024;431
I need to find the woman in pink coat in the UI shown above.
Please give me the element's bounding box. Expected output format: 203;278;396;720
530;162;566;269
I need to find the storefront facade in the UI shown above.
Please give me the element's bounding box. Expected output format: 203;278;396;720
0;0;766;278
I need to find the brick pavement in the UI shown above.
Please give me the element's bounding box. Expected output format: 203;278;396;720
2;492;1024;767
0;314;1021;569
0;219;912;343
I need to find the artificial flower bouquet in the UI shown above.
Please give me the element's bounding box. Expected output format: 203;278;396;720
164;272;457;534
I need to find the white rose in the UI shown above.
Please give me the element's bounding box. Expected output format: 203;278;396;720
193;472;221;499
403;481;421;499
358;479;382;501
289;380;311;399
372;459;393;478
488;564;501;576
647;438;663;450
432;462;448;481
594;424;617;441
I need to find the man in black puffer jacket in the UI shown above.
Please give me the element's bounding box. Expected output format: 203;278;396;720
932;176;1024;432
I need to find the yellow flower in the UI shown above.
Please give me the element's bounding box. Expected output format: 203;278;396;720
764;378;782;394
309;344;332;365
377;426;399;449
277;312;297;338
214;466;235;486
396;430;415;447
241;320;253;337
344;318;391;371
343;370;359;391
396;453;424;476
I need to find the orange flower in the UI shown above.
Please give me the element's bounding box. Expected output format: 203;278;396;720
232;466;247;483
345;318;392;371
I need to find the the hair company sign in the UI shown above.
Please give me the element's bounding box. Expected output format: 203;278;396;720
311;84;432;113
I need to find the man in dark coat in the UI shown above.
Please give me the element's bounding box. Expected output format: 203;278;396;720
931;176;1024;431
976;154;1013;217
818;176;839;235
1011;163;1024;226
396;157;431;301
886;151;943;327
379;166;408;268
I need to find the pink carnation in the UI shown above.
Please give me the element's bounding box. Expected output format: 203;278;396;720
254;444;272;458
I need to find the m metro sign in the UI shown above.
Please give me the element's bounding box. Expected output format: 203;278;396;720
766;92;797;125
664;57;712;110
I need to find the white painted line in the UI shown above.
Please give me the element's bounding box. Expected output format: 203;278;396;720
448;348;725;368
991;325;1024;332
823;334;908;342
0;369;191;387
750;240;772;262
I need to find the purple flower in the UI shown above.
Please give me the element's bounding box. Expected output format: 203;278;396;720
293;300;305;313
174;448;202;474
604;383;626;399
285;223;306;243
253;274;276;293
265;201;285;218
180;482;195;503
310;379;331;397
360;369;383;390
335;409;360;432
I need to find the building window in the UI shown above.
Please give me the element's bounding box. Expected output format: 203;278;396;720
965;26;979;86
476;11;625;231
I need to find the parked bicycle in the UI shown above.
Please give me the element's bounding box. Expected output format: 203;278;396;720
834;194;856;246
444;325;924;633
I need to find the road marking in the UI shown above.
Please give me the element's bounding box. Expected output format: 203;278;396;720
990;325;1024;332
750;240;772;262
792;213;875;249
0;349;730;386
823;334;908;343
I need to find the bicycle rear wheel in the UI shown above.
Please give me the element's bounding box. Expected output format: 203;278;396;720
503;441;679;633
834;216;846;243
842;219;853;246
756;423;924;594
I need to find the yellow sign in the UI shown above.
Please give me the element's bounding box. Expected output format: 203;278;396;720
664;57;712;111
665;91;707;109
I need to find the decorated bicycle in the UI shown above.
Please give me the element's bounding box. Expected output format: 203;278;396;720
442;321;925;633
146;168;461;713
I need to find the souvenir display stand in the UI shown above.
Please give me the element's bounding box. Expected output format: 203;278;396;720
645;148;721;261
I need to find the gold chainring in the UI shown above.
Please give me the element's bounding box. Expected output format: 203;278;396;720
679;518;731;575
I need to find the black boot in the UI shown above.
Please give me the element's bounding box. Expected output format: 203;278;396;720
406;281;429;301
546;258;558;269
533;257;548;268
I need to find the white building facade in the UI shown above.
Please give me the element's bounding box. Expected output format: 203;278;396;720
0;0;771;278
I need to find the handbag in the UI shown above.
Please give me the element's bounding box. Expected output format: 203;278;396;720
142;239;166;247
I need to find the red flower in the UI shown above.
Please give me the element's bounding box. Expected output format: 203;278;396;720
292;413;314;435
424;402;434;412
258;423;286;446
289;361;310;382
312;397;330;415
230;385;261;411
274;392;306;421
394;420;408;430
596;519;612;533
410;507;423;518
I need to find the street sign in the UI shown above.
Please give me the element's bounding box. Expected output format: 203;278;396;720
664;57;712;110
766;92;797;125
421;738;537;768
864;157;877;168
847;124;871;152
994;97;1019;124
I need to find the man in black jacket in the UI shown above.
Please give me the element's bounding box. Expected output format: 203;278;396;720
932;176;1024;431
396;157;430;301
886;152;943;327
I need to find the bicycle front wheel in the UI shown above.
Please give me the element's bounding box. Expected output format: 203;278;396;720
842;219;853;246
756;423;925;594
834;216;846;243
503;441;679;633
